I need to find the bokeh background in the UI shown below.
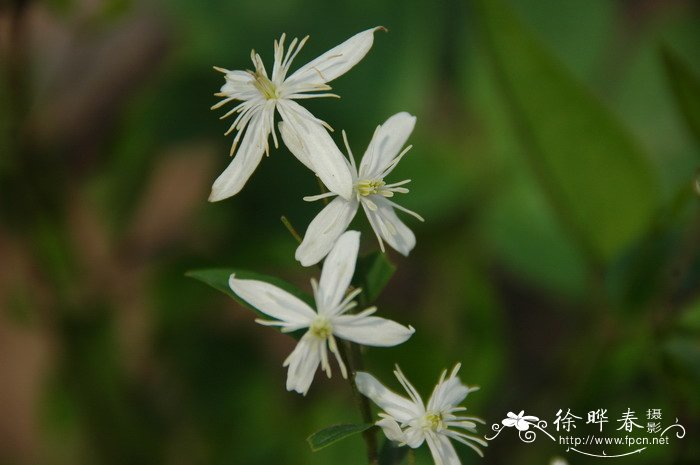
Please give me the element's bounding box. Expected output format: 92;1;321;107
1;0;699;464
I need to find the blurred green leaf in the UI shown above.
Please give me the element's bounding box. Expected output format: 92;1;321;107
662;45;700;150
475;0;657;264
186;268;313;339
352;252;397;304
663;336;700;382
306;423;374;452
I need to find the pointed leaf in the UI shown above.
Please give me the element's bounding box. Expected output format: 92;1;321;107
475;0;657;264
307;423;374;452
186;268;313;339
352;252;396;304
662;45;700;151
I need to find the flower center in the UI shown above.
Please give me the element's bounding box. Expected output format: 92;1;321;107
253;72;279;100
309;316;333;339
423;411;444;432
355;179;386;197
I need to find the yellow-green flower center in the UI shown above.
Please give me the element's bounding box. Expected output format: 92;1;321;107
356;179;385;197
253;72;279;100
310;316;333;339
424;412;444;431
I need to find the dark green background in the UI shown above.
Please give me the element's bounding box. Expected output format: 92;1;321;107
1;0;699;464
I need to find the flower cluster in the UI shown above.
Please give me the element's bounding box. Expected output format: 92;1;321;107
209;27;484;464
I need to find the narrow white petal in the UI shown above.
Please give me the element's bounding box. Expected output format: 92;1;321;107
403;425;426;448
333;315;414;346
376;417;409;444
296;196;359;267
229;275;316;324
362;197;416;256
359;112;416;179
220;70;257;97
393;366;425;412
355;372;422;423
209;110;267;201
286;27;382;86
279;100;353;199
278;120;314;171
283;332;322;395
427;375;471;413
318;230;360;312
425;433;462;465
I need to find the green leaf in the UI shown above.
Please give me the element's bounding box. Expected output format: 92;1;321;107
662;45;700;151
661;46;700;150
186;268;313;339
306;423;374;452
475;0;657;264
352;252;396;304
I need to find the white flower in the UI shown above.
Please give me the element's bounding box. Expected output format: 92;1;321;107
283;112;424;267
356;364;487;464
210;27;383;202
229;230;414;395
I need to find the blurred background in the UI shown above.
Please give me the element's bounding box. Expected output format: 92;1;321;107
1;0;699;464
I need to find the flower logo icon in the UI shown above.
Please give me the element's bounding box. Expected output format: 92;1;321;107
502;411;540;431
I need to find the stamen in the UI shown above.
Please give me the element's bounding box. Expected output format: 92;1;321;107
363;204;386;252
303;191;337;202
379;144;413;179
385;198;425;222
309;315;333;339
342;130;357;172
356;179;386;197
328;335;348;379
394;366;423;408
336;287;363;313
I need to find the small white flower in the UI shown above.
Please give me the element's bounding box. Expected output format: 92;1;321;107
210;27;383;202
284;112;424;267
229;230;414;395
356;364;487;464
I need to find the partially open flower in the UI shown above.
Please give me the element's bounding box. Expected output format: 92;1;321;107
356;364;486;464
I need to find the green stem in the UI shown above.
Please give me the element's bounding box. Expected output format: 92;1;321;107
339;340;378;465
316;177;330;206
407;449;415;465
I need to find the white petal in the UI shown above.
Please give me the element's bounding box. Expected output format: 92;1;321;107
317;230;360;312
286;27;381;86
279;100;353;199
376;417;409;444
229;275;316;325
362;197;416;256
403;425;426;448
283;332;322;395
333;315;414;346
359;112;416;179
427;377;470;413
296;196;359;267
209;110;267;201
278;119;314;171
220;70;257;98
355;372;421;423
425;434;461;465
